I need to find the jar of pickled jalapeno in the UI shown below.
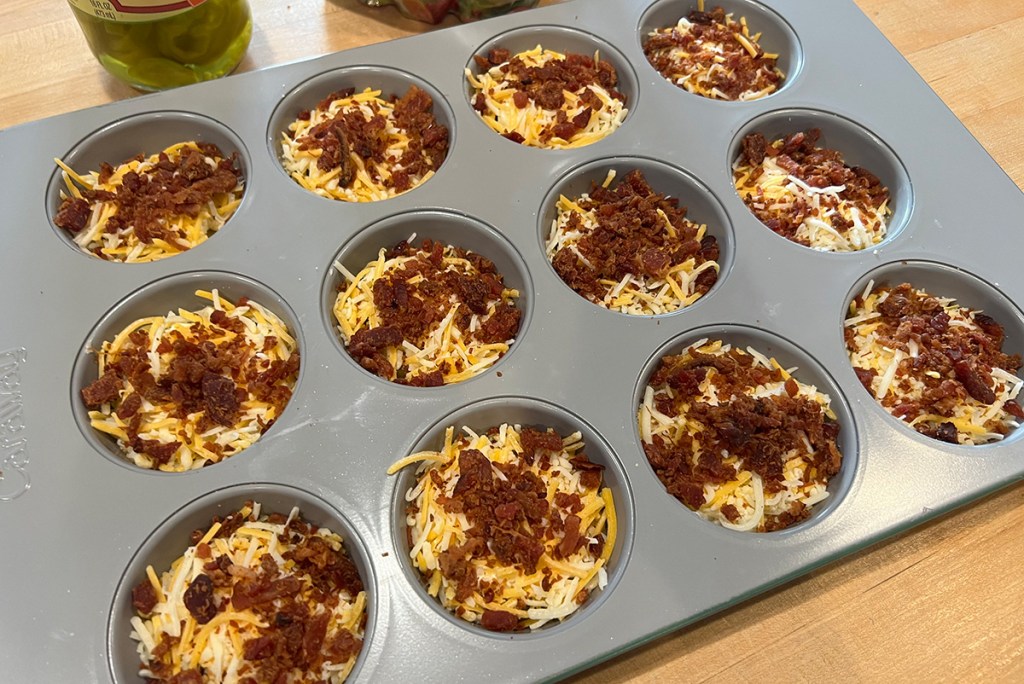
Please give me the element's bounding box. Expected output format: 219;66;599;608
67;0;252;91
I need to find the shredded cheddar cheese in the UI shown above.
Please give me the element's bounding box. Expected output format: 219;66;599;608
86;289;299;471
332;240;520;385
54;142;243;262
466;46;627;149
639;340;839;532
130;503;366;682
393;424;615;630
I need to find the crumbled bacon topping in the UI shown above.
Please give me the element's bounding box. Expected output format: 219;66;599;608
296;85;448;194
54;143;241;248
845;283;1023;444
643;6;784;101
643;346;842;531
549;169;719;308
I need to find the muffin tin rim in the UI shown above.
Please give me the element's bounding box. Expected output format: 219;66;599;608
631;321;861;538
635;0;806;104
43;109;253;264
69;269;307;474
840;258;1024;451
386;393;637;641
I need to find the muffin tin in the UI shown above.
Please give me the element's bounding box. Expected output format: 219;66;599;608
2;0;1023;680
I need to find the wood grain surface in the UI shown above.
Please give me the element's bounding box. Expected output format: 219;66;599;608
2;1;1022;681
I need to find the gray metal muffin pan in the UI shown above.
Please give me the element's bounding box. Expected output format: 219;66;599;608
1;0;1023;681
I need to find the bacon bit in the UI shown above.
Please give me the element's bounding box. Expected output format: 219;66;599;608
182;574;218;624
854;367;876;390
201;371;240;426
115;392;143;419
231;575;302;611
742;132;768;166
166;671;203;684
480;609;519;632
551;169;718;308
54;197;91;233
954;360;996;405
520;427;563;458
1005;400;1024;419
132;579;158;615
81;370;123;407
557;514;582;558
131;438;181;465
934;422;959;444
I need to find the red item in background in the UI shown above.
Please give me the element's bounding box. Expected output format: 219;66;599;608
361;0;540;24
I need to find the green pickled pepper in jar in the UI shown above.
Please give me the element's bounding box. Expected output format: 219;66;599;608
67;0;252;91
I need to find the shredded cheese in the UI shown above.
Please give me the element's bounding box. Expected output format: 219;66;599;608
281;87;446;202
86;289;299;471
54;142;242;262
466;45;627;149
392;424;615;630
639;340;839;531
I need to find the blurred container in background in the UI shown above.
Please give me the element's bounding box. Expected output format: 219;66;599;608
361;0;540;24
67;0;252;91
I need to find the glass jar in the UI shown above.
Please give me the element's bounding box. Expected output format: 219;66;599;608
67;0;252;91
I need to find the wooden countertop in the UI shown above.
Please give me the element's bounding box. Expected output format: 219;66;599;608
3;1;1022;681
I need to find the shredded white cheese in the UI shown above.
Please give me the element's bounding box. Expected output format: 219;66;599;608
130;503;365;682
87;289;299;471
639;340;839;531
466;46;627;149
54;142;242;262
391;424;616;630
